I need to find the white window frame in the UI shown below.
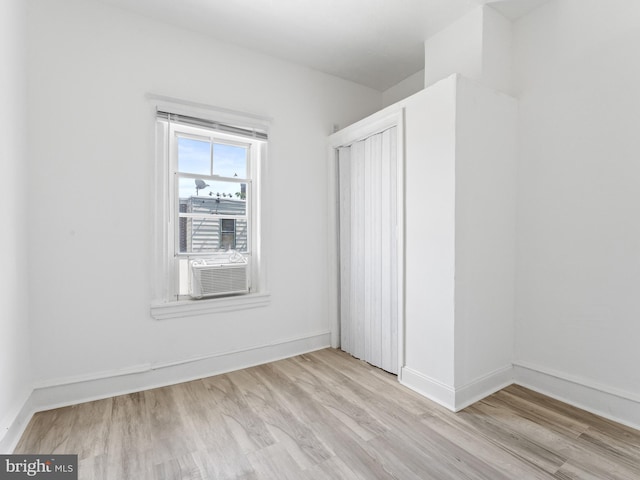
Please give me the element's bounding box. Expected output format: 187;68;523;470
171;126;253;297
149;95;270;320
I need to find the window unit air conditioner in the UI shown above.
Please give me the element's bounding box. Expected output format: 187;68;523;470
190;256;249;299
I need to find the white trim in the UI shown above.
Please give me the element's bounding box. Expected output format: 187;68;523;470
327;107;406;374
151;113;172;304
146;93;272;133
151;290;271;321
513;362;640;431
11;332;329;441
149;95;269;310
400;366;456;410
329;108;404;149
1;331;328;452
401;362;640;430
454;365;514;411
395;112;406;372
0;390;34;454
514;361;640;403
327;145;340;348
6;353;640;451
400;365;514;412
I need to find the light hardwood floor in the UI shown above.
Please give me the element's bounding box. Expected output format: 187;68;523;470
15;348;640;479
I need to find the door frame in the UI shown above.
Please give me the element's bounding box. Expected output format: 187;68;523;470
327;107;405;379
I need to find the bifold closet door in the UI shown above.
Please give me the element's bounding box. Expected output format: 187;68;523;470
338;127;398;375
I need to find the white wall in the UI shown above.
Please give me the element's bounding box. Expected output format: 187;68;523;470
400;75;516;410
425;8;484;88
481;6;513;95
27;0;381;394
0;0;32;452
514;0;640;423
382;70;425;108
403;78;458;394
424;6;512;94
454;77;516;395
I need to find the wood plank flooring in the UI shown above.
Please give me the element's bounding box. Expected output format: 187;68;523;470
15;348;640;479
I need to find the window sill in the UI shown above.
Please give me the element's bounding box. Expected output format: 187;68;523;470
151;292;270;320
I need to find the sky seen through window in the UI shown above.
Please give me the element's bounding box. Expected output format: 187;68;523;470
178;137;247;199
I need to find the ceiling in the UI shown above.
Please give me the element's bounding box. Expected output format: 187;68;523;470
93;0;550;91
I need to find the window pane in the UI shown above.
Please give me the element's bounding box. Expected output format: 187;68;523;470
220;231;236;250
178;217;248;254
178;137;211;175
220;219;236;250
221;218;235;232
179;179;247;216
213;143;247;178
179;217;220;253
235;218;248;252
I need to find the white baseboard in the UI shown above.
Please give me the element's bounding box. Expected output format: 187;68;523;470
1;331;330;452
5;344;638;453
0;390;35;454
400;365;514;412
401;362;640;431
454;365;514;411
400;367;456;410
513;362;640;431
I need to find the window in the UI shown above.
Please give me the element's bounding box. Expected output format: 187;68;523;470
151;102;269;317
175;139;249;257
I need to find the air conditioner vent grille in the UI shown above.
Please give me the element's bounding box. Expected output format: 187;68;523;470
190;260;249;298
